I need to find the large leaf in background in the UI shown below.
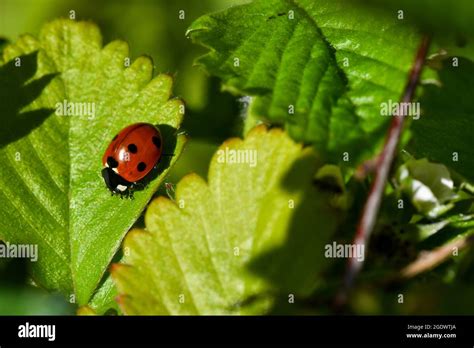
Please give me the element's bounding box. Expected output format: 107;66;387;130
0;19;186;305
358;0;474;63
187;0;421;164
112;126;339;314
357;0;474;38
411;58;474;183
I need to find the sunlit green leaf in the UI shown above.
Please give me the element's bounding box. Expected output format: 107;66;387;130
188;0;421;164
112;126;339;314
0;19;186;305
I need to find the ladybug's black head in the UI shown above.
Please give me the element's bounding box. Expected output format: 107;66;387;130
101;167;132;194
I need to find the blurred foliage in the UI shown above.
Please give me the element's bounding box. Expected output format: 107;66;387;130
357;1;474;65
1;0;474;316
358;0;474;38
306;160;474;315
395;158;457;218
0;258;74;315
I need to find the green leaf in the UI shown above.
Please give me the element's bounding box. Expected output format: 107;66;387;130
411;58;474;182
0;287;73;315
0;19;186;305
112;126;339;314
414;215;474;243
79;274;120;315
187;0;421;164
356;0;474;38
396;158;457;218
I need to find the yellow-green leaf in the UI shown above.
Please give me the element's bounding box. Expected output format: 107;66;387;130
113;126;339;314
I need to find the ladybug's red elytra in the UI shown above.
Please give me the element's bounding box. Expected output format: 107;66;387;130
101;123;163;195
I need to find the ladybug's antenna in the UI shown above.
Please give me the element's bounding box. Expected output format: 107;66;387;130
165;182;176;201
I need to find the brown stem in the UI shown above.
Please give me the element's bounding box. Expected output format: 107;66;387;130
400;235;474;279
336;35;431;306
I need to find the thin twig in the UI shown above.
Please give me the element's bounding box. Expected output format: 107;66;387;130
400;235;474;279
335;36;431;306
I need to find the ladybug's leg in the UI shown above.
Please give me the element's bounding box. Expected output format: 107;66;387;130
123;185;134;199
134;181;148;191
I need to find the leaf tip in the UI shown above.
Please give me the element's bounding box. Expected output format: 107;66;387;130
185;20;210;40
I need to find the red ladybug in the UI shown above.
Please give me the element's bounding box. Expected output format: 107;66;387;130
101;123;163;195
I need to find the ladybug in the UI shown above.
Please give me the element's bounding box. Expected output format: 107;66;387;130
101;123;163;196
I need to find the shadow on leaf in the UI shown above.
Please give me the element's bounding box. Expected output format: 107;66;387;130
246;153;340;312
0;51;56;148
410;57;474;182
0;38;8;55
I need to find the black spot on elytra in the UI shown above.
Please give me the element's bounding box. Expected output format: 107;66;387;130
128;143;138;153
107;156;119;168
137;162;147;172
152;136;161;149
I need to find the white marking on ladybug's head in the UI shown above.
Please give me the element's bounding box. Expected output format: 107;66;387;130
116;184;127;192
112;168;119;174
105;162;109;168
119;149;130;162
